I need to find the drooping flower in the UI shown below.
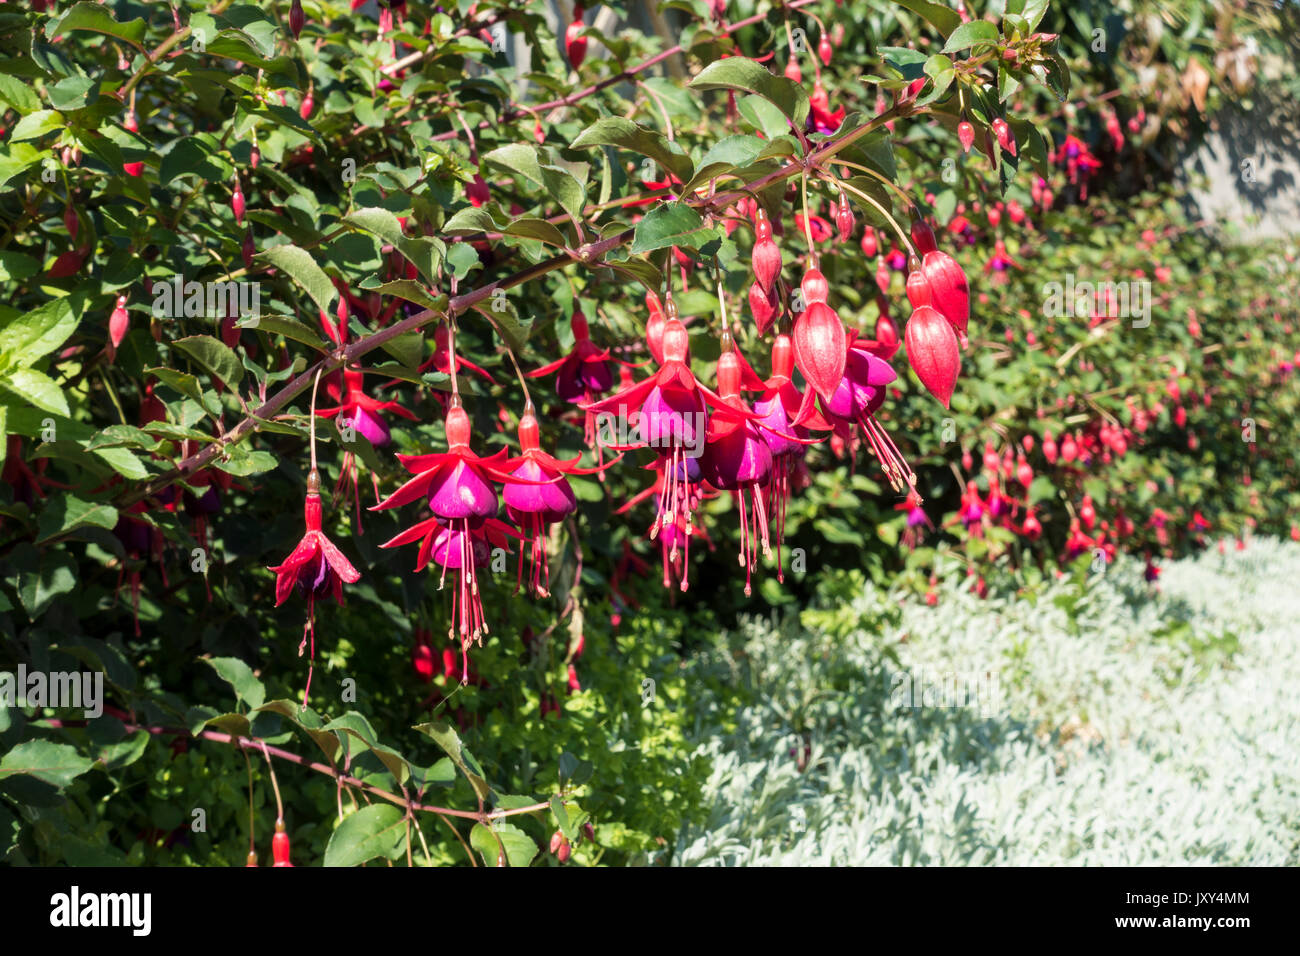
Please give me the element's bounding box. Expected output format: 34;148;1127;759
268;469;362;706
584;318;742;589
375;399;556;664
315;367;417;530
502;407;602;596
904;304;961;408
754;334;827;577
526;309;615;470
701;338;774;596
896;490;932;550
817;331;917;494
791;266;847;403
809;80;845;134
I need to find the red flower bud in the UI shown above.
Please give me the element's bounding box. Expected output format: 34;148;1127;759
232;187;245;224
921;250;969;342
906;267;931;309
751;209;781;293
958;121;975;154
860;227;878;258
645;291;666;363
992;118;1016;156
565;8;587;68
904;305;960;408
834;193;854;243
109;295;130;348
242;230;255;270
748;280;777;335
792;300;846;403
818;33;833;66
289;0;305;40
272;819;293;867
910;218;938;256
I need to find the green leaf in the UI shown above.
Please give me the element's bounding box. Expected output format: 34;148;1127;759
504;218;568;247
483;143;587;220
690;57;809;131
630;203;710;254
892;0;962;36
36;496;118;543
0;75;41;114
324;804;407;867
943;20;1000;53
7;548;76;620
737;94;790;139
685;134;767;191
172;335;244;390
9;110;65;143
258;244;337;318
470;822;538;867
443;206;498;234
413;719;491;804
922;55;956;102
253;700;341;763
0;740;94;791
2;368;68;416
211;446;278;477
205;657;266;711
51;2;148;50
367;280;443;312
446;243;479;280
342;208;443;286
570;117;693;184
238;313;329;350
0;295;79;370
159;137;230;187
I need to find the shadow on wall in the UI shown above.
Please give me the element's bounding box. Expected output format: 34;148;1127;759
1180;82;1300;243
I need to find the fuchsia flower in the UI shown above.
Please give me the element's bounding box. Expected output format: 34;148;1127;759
586;318;743;590
502;407;603;596
809;80;846;134
316;367;417;530
527;309;615;468
701;338;776;596
376;400;543;673
896;489;932;550
268;469;362;705
816;331;916;494
754;333;828;577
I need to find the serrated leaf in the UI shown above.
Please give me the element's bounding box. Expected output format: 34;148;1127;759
943;20;1000;53
630;203;710;254
205;657;266;710
324;804;407;867
690;57;808;131
0;740;94;791
570;117;693;184
258;244;337;318
470;822;538;867
51;2;148;49
172;335;243;390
